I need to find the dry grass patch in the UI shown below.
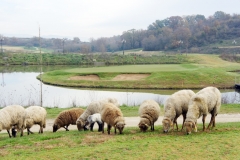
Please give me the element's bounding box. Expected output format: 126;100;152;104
81;133;114;145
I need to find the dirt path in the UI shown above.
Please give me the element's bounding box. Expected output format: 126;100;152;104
2;114;239;134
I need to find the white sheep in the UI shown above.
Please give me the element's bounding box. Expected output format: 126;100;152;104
76;98;119;131
100;103;125;134
162;89;195;133
25;106;47;135
86;113;103;132
138;100;160;132
184;86;221;134
0;105;26;138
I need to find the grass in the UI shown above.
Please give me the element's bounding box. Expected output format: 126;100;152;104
0;122;240;159
44;104;240;119
40;54;240;89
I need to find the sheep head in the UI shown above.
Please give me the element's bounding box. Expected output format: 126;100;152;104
76;118;86;131
115;122;125;134
53;124;60;132
138;118;151;132
184;121;197;135
162;118;173;133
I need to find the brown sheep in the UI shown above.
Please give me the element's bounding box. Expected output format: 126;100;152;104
100;103;125;135
53;108;87;132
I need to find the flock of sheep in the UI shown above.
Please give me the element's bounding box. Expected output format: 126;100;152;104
0;86;221;137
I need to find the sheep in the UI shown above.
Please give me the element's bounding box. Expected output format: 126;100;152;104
100;103;125;134
0;105;26;138
162;90;195;133
76;98;119;131
138;100;160;132
24;106;47;135
53;108;87;132
86;113;103;132
184;86;221;135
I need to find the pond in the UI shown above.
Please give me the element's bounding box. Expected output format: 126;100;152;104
0;66;239;108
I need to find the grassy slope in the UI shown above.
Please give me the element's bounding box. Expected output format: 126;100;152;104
40;54;240;89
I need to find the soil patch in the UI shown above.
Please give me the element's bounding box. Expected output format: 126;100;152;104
112;74;150;81
69;75;100;81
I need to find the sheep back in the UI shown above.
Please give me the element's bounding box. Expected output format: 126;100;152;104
25;106;47;129
53;108;84;132
186;86;221;122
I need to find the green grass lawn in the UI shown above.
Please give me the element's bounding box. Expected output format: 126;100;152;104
0;122;239;159
40;54;240;89
1;104;239;159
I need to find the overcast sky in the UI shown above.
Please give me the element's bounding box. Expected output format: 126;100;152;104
1;0;240;41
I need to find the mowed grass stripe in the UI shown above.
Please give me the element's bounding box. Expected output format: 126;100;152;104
65;64;199;73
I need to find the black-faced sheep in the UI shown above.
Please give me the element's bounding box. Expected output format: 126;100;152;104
162;90;195;133
25;106;47;135
86;113;103;132
184;86;221;135
100;103;125;134
138;100;160;132
53;108;87;132
76;98;119;131
0;105;26;138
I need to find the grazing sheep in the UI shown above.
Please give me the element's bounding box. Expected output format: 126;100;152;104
53;108;87;132
184;86;221;135
25;106;47;135
100;103;125;134
162;90;195;133
138;100;160;132
76;98;119;131
86;113;103;132
0;105;26;138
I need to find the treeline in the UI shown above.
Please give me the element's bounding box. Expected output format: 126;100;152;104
2;11;240;53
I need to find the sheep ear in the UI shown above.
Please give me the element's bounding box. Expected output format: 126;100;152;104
144;124;148;127
193;122;197;132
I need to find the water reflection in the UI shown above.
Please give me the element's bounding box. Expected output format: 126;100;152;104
0;72;239;108
0;72;169;108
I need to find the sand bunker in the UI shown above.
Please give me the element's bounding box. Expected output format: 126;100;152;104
112;74;150;81
69;74;150;81
69;75;100;81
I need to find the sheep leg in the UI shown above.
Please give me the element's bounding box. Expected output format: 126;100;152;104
102;122;105;134
27;128;34;135
207;113;215;130
181;114;186;131
97;122;103;132
7;130;12;138
90;122;95;131
202;114;207;131
107;124;111;134
63;126;69;131
39;126;43;134
174;117;178;131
